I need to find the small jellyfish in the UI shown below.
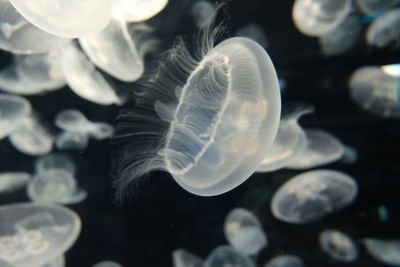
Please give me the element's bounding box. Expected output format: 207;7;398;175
366;8;400;48
236;23;268;49
224;208;267;255
204;246;256;267
191;0;216;28
92;261;122;267
364;239;400;266
8;0;111;38
0;93;31;140
286;129;345;170
356;0;400;15
319;229;358;262
115;17;281;198
292;0;353;37
35;154;76;175
172;249;203;267
0;172;31;194
112;0;168;22
264;255;304;267
340;145;358;164
271;169;358;224
0;202;81;267
55;131;89;151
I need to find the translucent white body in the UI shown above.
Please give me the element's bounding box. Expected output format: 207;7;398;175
8;0;111;38
236;24;268;49
382;63;400;77
0;94;31;140
35;154;76;175
340;146;359;164
264;255;304;267
319;229;358;262
60;44;121;105
286;129;344;170
92;261;122;267
356;0;400;14
55;132;89;151
204;246;255;267
0;203;81;267
292;0;353;37
224;208;267;255
366;8;400;47
191;1;216;28
349;66;400;117
364;239;400;266
0;172;31;194
271;169;358;224
0;0;69;54
112;0;168;22
172;249;203;267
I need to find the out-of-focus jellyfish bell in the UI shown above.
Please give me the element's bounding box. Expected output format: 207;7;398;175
264;255;304;267
0;94;31;140
292;0;353;37
0;202;81;267
191;0;216;28
364;239;400;266
204;246;255;267
92;261;123;267
366;8;400;48
236;24;268;50
112;0;168;22
55;131;89;151
271;169;358;224
35;153;76;175
382;63;400;77
8;0;111;38
0;172;31;194
172;249;203;267
224;208;267;255
319;229;358;262
356;0;400;15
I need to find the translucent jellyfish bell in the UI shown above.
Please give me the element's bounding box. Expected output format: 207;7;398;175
264;255;304;267
319;229;358;262
356;0;400;15
112;0;168;22
224;208;267;255
0;94;31;140
55;131;89;151
364;239;400;266
292;0;353;37
0;202;81;267
8;0;111;38
92;261;122;267
172;249;203;267
35;153;76;176
191;1;216;29
204;246;255;267
271;169;358;224
0;172;31;194
236;24;268;50
366;8;400;48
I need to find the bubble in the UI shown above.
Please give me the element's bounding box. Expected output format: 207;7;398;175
236;23;268;49
92;261;122;267
356;0;400;15
271;169;358;224
0;93;31;140
204;246;255;267
112;0;168;22
364;239;400;266
264;255;304;267
319;229;358;262
0;172;31;194
190;0;216;28
172;249;203;267
366;8;400;48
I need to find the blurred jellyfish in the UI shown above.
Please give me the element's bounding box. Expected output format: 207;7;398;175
349;65;400;117
264;255;304;267
0;172;31;194
286;129;345;170
292;0;353;37
381;63;400;77
224;208;267;255
114;17;281;198
8;0;111;38
204;246;255;267
236;24;268;50
191;0;216;28
356;0;400;15
319;229;358;262
271;169;358;224
92;261;122;267
60;44;121;105
112;0;168;22
340;145;358;164
364;239;400;266
172;249;203;267
55;131;89;151
0;202;81;267
366;8;400;48
0;94;31;140
35;154;76;175
257;105;312;173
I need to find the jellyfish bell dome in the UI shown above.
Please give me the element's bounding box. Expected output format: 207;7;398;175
112;0;169;23
0;94;31;140
366;8;400;48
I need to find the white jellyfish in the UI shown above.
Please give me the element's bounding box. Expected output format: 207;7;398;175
35;154;76;175
0;202;81;267
224;208;267;256
112;0;168;23
292;0;353;37
319;229;358;262
0;172;31;194
92;261;123;267
55;131;89;151
8;0;111;38
340;145;358;164
366;8;400;48
204;246;255;267
172;249;203;267
364;239;400;266
236;23;268;50
191;0;216;29
264;255;304;267
356;0;400;15
271;169;358;224
0;93;31;140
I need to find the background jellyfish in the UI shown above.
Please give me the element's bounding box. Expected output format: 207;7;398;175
92;261;123;267
364;239;400;266
0;93;31;140
203;246;255;267
35;153;76;175
0;172;31;194
190;0;216;29
366;8;400;48
264;255;304;267
236;23;268;50
172;249;203;267
356;0;400;15
112;0;169;23
319;229;358;262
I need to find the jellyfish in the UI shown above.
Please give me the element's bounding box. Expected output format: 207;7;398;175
0;94;31;140
257;105;312;173
271;169;358;224
92;261;123;267
356;0;400;15
264;255;304;267
0;202;80;267
172;249;203;267
349;65;400;117
204;246;255;267
364;239;400;266
8;0;111;38
292;0;353;37
55;131;89;151
35;154;76;175
224;208;267;255
114;16;281;198
319;229;358;262
286;129;345;170
366;8;400;48
0;172;31;194
190;0;216;29
112;0;168;23
236;23;268;50
381;63;400;77
340;145;359;164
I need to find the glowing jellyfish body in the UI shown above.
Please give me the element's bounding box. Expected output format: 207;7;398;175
271;169;358;224
236;24;268;49
356;0;400;15
112;0;168;22
366;8;400;48
172;249;203;267
264;255;304;267
292;0;353;37
349;65;400;117
364;239;400;266
0;203;81;267
286;129;344;170
0;172;31;194
224;208;267;255
190;1;216;28
55;132;89;151
204;246;255;267
35;154;76;175
0;94;31;140
8;0;111;38
92;261;122;267
319;229;358;262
